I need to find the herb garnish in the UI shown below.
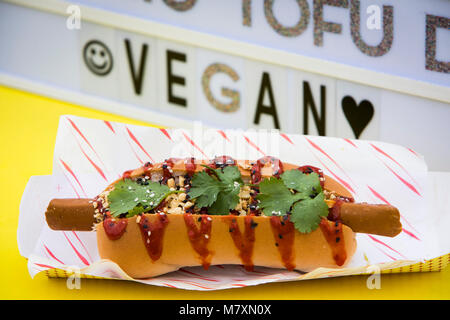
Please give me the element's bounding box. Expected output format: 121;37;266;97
256;177;305;216
257;170;329;233
108;179;173;217
290;192;329;233
188;165;243;215
108;166;329;234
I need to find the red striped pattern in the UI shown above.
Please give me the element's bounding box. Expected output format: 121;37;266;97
78;143;108;182
305;137;356;191
218;130;231;142
60;169;81;198
368;235;406;259
62;232;90;266
126;127;154;163
243;135;266;156
305;137;347;175
370;143;420;188
280;133;294;145
407;147;420;157
313;156;355;194
68;118;106;168
178;268;219;282
59;159;87;197
72;231;94;263
124;133;144;165
44;245;64;265
104;121;116;134
343;138;357;148
34;263;55;269
160;128;172;141
372;245;397;261
182;132;207;157
383;163;421;197
367;185;420;239
166;278;213;290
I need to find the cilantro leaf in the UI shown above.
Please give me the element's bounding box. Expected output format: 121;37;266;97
281;170;322;198
257;172;329;233
208;188;239;214
188;165;243;215
256;177;304;216
108;179;172;217
187;171;222;208
213;165;243;185
290;192;329;233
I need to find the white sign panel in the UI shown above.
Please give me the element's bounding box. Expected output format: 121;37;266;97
70;0;450;87
0;0;449;171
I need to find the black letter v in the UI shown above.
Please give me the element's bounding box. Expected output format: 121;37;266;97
125;39;148;95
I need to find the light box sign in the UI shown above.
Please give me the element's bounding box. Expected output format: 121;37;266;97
0;0;449;171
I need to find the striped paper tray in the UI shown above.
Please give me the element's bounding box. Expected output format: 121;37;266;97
18;116;450;290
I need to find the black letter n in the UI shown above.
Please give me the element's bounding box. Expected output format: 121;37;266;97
303;81;326;136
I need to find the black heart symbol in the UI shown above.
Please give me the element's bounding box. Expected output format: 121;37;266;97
341;96;374;139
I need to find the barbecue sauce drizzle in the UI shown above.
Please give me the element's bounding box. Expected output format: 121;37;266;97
161;157;179;183
224;215;256;271
319;219;347;266
138;213;169;261
250;156;284;184
183;214;213;269
104;156;347;268
269;215;296;270
103;217;128;240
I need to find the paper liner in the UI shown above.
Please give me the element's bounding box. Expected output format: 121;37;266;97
18;115;450;290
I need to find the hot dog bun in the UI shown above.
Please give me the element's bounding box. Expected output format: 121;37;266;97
96;214;357;278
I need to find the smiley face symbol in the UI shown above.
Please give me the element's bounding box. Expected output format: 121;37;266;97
83;40;113;76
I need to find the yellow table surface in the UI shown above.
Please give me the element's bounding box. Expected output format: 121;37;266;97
0;85;449;300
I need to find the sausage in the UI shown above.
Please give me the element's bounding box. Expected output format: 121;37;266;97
44;199;401;237
45;198;95;231
339;202;402;237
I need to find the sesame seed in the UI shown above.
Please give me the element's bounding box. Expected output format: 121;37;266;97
204;234;209;239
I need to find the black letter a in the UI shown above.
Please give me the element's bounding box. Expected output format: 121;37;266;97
253;72;280;129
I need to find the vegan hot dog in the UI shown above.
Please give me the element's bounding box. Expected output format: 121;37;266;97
45;156;402;278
